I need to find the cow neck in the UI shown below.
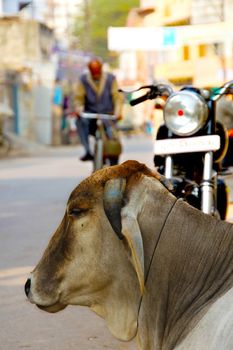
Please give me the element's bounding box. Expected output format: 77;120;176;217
144;197;178;287
137;195;178;318
139;200;233;350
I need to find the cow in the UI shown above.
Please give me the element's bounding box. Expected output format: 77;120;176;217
25;160;233;350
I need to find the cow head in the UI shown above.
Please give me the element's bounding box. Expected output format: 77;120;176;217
25;160;167;341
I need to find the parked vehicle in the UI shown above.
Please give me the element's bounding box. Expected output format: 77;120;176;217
128;80;233;220
81;113;122;171
0;105;13;157
0;131;11;157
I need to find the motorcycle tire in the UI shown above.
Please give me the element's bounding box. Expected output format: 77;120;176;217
217;179;228;220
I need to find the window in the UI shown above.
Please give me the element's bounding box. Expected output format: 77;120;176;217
183;45;190;60
199;44;206;57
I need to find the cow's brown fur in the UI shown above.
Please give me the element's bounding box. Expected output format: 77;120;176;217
69;160;162;201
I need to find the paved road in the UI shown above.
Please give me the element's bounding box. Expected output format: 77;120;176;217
0;134;233;350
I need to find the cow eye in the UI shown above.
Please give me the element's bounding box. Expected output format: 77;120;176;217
68;208;83;217
68;208;88;218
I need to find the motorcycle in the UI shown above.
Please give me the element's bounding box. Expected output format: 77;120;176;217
128;80;233;220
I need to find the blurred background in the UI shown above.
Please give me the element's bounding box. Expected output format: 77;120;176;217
0;0;232;148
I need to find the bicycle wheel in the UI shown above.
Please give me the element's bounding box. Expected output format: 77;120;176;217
0;135;10;157
108;157;119;166
93;139;103;171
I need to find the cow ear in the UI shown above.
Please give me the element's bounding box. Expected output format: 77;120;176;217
103;177;126;239
121;211;144;295
103;177;144;294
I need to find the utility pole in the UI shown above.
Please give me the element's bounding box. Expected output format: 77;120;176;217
208;0;226;82
220;0;225;21
220;0;226;82
83;0;92;52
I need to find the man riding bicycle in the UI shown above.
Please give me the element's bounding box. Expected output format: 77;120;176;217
74;57;123;161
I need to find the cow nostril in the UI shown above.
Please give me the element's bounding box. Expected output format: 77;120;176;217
25;278;31;297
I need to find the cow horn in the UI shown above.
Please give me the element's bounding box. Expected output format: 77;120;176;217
103;177;126;239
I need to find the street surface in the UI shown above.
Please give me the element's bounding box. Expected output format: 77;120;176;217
0;133;232;350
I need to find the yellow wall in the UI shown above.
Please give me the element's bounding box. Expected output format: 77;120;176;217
141;0;192;26
139;1;233;87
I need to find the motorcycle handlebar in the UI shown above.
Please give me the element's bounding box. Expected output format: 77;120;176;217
130;93;150;106
211;80;233;101
127;84;174;106
125;80;233;106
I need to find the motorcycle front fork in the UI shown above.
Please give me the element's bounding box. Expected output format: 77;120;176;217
164;155;173;179
201;151;216;215
164;151;216;215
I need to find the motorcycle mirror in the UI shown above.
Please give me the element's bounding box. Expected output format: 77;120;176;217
200;89;211;100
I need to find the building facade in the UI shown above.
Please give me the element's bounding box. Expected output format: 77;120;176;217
109;0;233;88
0;3;56;144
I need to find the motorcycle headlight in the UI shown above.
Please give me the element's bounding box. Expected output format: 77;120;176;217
164;91;208;136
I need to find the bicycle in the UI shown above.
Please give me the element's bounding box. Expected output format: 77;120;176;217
81;113;122;171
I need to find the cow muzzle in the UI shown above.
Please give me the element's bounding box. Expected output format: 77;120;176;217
24;276;66;313
25;278;31;297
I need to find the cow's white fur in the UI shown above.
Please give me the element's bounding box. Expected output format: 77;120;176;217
175;287;233;350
